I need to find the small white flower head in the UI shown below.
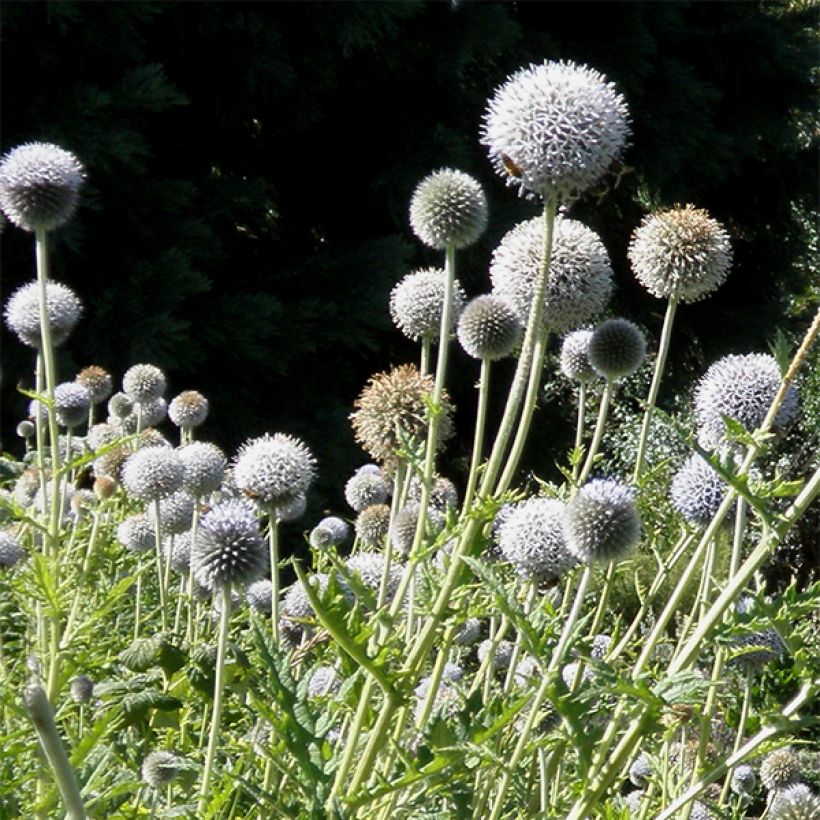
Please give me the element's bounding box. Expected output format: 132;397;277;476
490;216;613;333
413;681;461;723
141;750;182;788
168;390;209;430
163;532;192;573
477;638;514;671
770;784;820;819
75;366;112;405
246;578;273;614
457;294;522;361
589;318;646;381
560;329;595;382
307;666;340;698
694;354;799;450
69;675;94;704
414;663;464;699
622;789;645;815
591;633;612;659
107;392;133;419
389;267;467;343
344;552;402;602
0;529;25;569
629;753;652;787
149;490;195;536
122;448;184;502
275;493;306;522
670;454;729;526
192;498;267;590
123;364;166;403
481;60;630;202
628;205;732;303
282;573;329;620
233;433;316;508
309;516;349;550
498;497;577;580
4;280;82;348
453;617;481;647
354;503;391;547
179;441;226;497
355;463;382;477
0;142;84;231
117;513;154;554
390;503;444;557
406;474;459;512
16;419;35;439
138;397;169;429
54;382;91;428
689;801;712;820
730;764;756;796
344;469;390;512
564;479;640;564
760;747;802;792
409;168;488;249
561;661;594;688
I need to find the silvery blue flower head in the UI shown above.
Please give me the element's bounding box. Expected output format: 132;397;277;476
282;573;329;620
481;60;630;202
730;764;756;796
457;294;522;361
560;329;595;383
588;318;647;381
391;503;444;557
4;280;82;348
0;142;84;231
246;578;273;614
770;784;820;819
307;666;340;698
76;366;112;405
0;529;25;569
179;441;226;497
670;453;730;526
309;516;349;550
343;552;402;603
354;504;391;548
123;364;166;404
389;267;467;343
168;390;209;430
141;750;182;788
53;382;91;428
122;448;184;502
344;469;390;512
149;490;195;536
117;513;155;554
760;747;801;791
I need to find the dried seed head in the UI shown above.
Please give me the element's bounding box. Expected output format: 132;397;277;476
76;366;112;405
93;476;117;500
168;390;209;430
759;747;801;792
354;503;391;547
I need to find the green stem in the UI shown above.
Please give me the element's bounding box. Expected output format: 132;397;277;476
572;382;587;481
577;379;613;486
153;500;168;633
268;513;280;643
420;335;432;377
462;357;491;514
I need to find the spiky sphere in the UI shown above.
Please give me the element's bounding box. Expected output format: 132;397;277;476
149;490;195;536
629;754;652;787
414;663;464;699
70;675;94;704
179;441;226;497
309;516;350;550
54;382;91;428
628;205;732;303
481;60;629;202
760;748;801;791
694;354;799;450
564;479;640;564
344;469;390;512
406;474;459;512
76;366;112;405
308;666;340;698
478;639;514;671
136;397;167;428
168;390;209;430
0;530;25;568
730;764;756;796
771;785;820;820
457;294;522;361
164;533;192;573
409;168;488;249
391;503;444;557
16;420;35;439
670;454;729;526
108;392;133;419
389;268;467;342
0;142;84;231
689;802;712;820
498;497;576;580
123;364;166;403
354;504;391;547
559;329;595;382
728;609;785;672
141;751;181;788
592;634;612;659
490;216;613;333
588;318;646;380
344;552;402;602
453;617;482;647
282;573;329;620
233;433;316;508
246;578;273;614
4;280;82;348
561;661;593;688
191;499;266;590
117;513;155;554
351;364;454;468
122;448;184;502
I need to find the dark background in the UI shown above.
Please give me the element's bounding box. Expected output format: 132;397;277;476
1;1;817;521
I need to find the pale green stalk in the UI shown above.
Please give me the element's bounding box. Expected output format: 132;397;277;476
61;510;103;646
153;500;168;632
718;668;753;803
268;513;279;643
185;505;201;644
461;357;491;514
420;335;432;377
571;382;587;481
577;378;613;486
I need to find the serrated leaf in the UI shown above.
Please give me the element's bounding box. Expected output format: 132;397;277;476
119;636;161;672
120;690;182;726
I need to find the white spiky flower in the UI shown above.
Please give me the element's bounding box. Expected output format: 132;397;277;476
178;441;226;497
309;516;349;550
588;318;646;381
0;530;25;568
4;280;82;348
122;448;184;502
141;750;182;788
670;454;729;526
457;294;522;361
307;666;340;698
481;60;629;202
389;267;466;342
233;433;316;507
168;390;209;430
760;747;801;791
559;329;595;382
53;382;91;428
123;364;166;403
344;469;390;512
354;504;391;548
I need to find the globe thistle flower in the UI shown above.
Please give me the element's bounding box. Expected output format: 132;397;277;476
93;445;130;482
4;280;82;348
307;666;340;698
588;318;646;381
628;205;732;303
478;639;515;671
414;663;464;699
344;469;390;512
771;784;820;820
591;633;612;659
69;675;94;704
122;448;184;502
406;474;459;512
354;503;391;547
247;578;273;615
309;516;350;550
489;216;613;333
75;366;112;406
16;419;35;440
694;354;799;450
137;397;167;428
141;750;182;788
351;364;455;468
728;600;786;673
149;490;195;536
164;532;193;573
53;382;91;428
413;681;461;723
0;529;25;568
87;422;118;452
178;441;226;498
498;497;577;580
622;790;645;815
481;60;630;202
117;513;155;554
275;493;307;522
456;294;522;361
689;802;712;820
123;364;166;403
453;617;482;647
70;489;97;519
730;764;756;796
389;268;467;343
14;470;41;509
559;329;595;382
629;753;652;787
0;142;84;231
670;454;730;526
233;433;316;508
564;479;641;564
409;168;488;249
282;573;329;620
191;499;267;590
168;390;209;430
760;747;802;792
107;392;133;419
344;552;403;603
561;661;593;688
391;503;444;557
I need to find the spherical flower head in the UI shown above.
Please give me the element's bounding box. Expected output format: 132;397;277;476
179;441;226;497
588;318;646;380
481;60;630;202
16;419;35;439
760;747;801;792
123;363;166;404
0;529;25;568
728;623;785;673
689;802;712;820
730;764;756;796
0;142;84;231
247;578;273;614
406;474;459;512
75;366;112;405
771;784;820;820
478;639;514;671
453;617;481;647
191;498;267;590
122;448;184;502
70;675;94;704
4;280;82;348
164;532;193;573
559;329;595;382
591;633;612;659
391;503;444;557
628;205;732;303
344;552;402;603
414;663;464;699
54;381;91;428
149;490;195;536
457;294;522;361
389;267;467;343
309;516;350;550
561;661;594;689
629;753;652;787
168;390;209;430
118;513;156;554
694;354;799;450
141;750;182;788
107;392;133;419
670;454;729;526
351;364;455;468
233;433;316;508
344;469;390;512
564;479;641;564
136;397;167;428
490;216;613;333
409;168;488;249
499;497;577;580
282;573;329;620
308;666;340;698
354;503;391;547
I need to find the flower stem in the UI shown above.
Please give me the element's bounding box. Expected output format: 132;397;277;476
462;357;491;514
577;379;613;486
572;382;587;481
153;500;168;633
268;513;280;643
